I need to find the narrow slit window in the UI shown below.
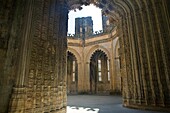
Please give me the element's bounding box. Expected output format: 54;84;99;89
72;61;76;82
107;60;110;81
98;59;102;81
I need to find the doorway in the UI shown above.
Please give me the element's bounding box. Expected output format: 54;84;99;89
90;50;110;94
67;51;78;94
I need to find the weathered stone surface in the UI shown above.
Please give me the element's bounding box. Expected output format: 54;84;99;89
0;0;169;113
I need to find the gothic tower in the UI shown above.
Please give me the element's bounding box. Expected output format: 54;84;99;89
75;16;93;39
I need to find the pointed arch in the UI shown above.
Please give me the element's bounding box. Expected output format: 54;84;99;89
86;45;111;63
67;47;81;63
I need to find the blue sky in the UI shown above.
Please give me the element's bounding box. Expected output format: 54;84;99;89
68;4;102;34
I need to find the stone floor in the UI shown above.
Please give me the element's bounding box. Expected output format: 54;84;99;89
67;95;169;113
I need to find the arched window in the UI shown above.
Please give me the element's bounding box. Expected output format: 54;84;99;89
98;59;102;81
107;60;110;81
72;60;76;82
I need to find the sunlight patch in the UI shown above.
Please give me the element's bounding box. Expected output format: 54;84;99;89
67;106;100;113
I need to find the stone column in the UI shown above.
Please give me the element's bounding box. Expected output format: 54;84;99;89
84;62;90;93
9;0;69;113
77;62;83;93
53;1;68;112
9;0;33;112
0;0;21;112
119;17;130;106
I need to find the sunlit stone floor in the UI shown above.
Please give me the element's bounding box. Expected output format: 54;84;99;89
67;95;169;113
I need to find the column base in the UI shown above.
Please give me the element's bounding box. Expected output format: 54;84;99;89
8;87;26;113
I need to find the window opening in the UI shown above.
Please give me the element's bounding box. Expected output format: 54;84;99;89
98;59;102;81
72;61;76;82
107;60;110;81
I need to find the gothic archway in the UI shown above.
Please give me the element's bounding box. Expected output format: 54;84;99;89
90;50;110;94
86;45;111;63
67;51;78;94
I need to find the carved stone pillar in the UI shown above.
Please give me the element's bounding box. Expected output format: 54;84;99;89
9;0;68;113
118;17;130;106
9;0;33;112
122;0;170;111
150;0;170;106
0;0;19;112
